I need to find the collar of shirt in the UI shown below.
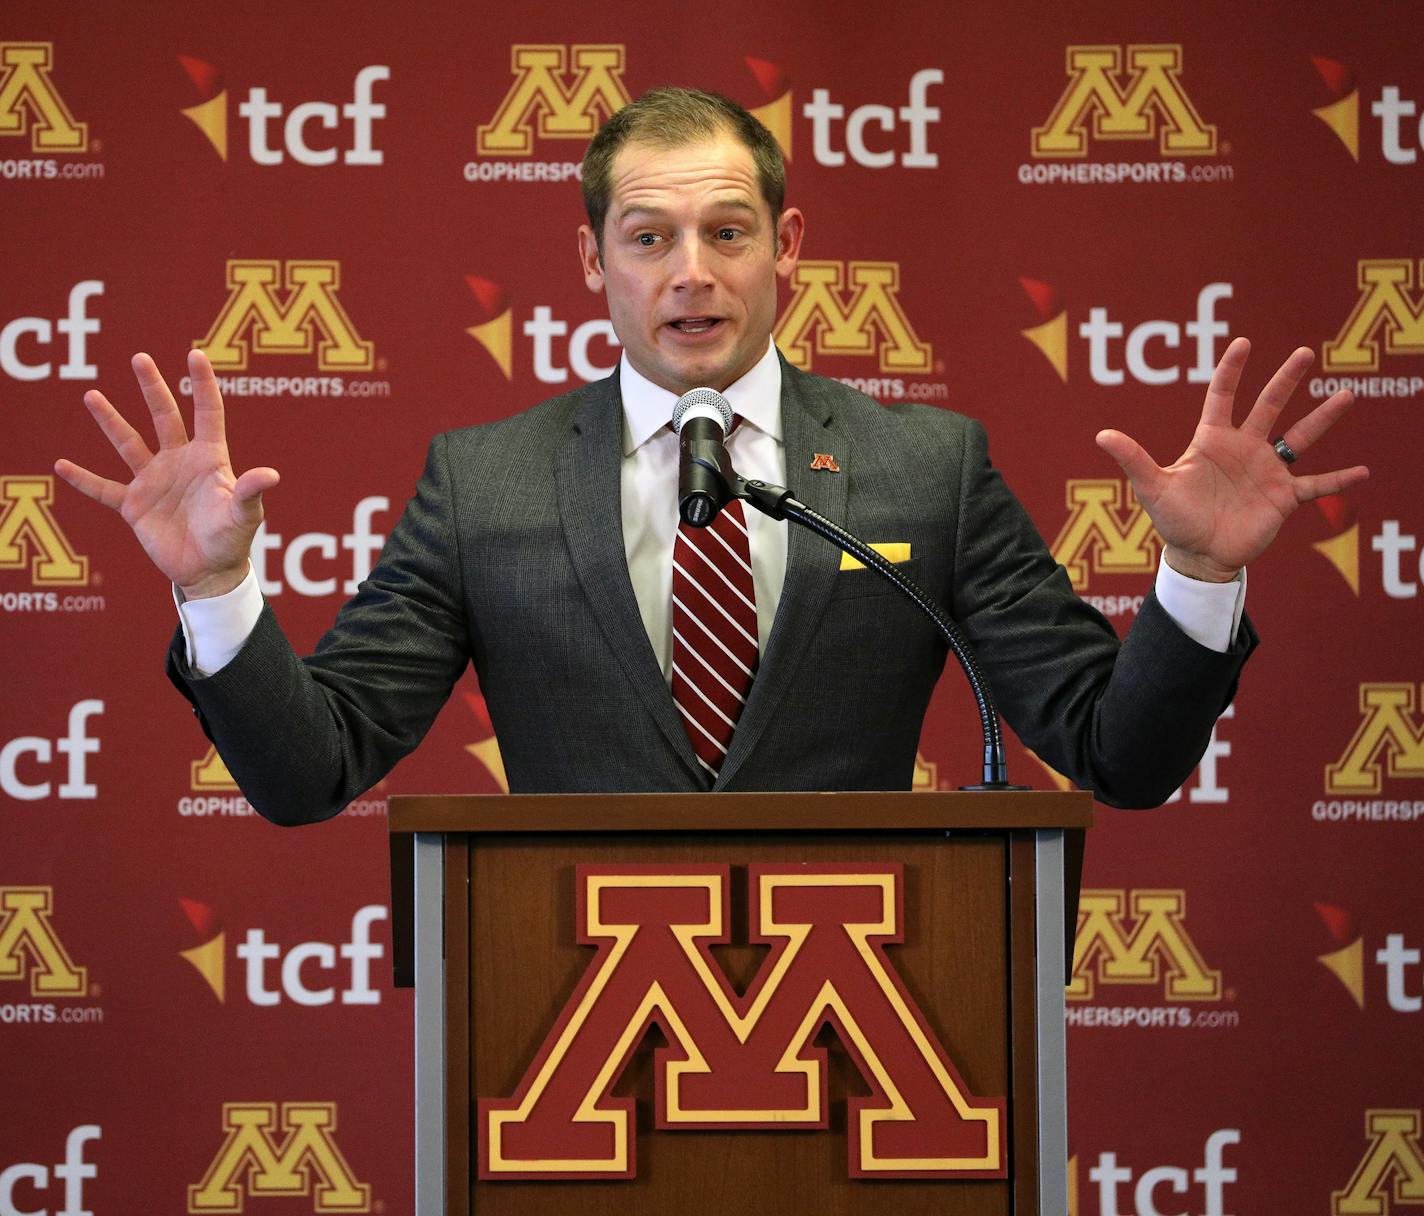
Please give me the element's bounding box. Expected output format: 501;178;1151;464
618;339;784;456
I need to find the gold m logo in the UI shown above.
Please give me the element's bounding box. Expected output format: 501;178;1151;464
1323;260;1424;373
0;887;87;997
1033;45;1216;158
1327;684;1424;795
0;43;87;152
1333;1110;1424;1215
1050;479;1158;591
0;476;88;584
477;45;629;157
197;260;373;372
775;261;932;373
188;1102;371;1213
1069;890;1221;1001
192;745;237;791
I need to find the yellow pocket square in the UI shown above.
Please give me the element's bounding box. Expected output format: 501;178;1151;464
840;543;911;571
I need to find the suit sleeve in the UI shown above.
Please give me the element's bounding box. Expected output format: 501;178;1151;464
166;432;472;826
947;419;1256;808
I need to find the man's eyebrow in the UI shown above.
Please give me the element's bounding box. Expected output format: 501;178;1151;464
613;197;761;224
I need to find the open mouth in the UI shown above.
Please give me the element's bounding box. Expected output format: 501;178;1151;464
667;317;723;335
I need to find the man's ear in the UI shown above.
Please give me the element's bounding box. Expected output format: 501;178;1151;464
775;207;805;281
577;224;604;293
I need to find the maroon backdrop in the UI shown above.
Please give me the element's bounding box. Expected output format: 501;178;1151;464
5;2;1421;1212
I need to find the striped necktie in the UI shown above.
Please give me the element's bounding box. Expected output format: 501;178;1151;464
671;495;758;782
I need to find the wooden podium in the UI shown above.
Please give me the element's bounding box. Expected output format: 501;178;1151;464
389;790;1090;1215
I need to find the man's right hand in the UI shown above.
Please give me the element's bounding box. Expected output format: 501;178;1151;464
54;349;279;599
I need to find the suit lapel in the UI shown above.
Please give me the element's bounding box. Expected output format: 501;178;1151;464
715;360;850;788
554;377;704;785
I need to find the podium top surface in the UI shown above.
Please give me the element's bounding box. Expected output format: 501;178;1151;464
387;790;1092;834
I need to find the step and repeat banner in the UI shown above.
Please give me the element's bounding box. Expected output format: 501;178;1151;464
4;2;1421;1212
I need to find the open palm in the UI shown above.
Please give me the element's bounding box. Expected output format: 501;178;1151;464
1096;338;1369;583
54;350;278;598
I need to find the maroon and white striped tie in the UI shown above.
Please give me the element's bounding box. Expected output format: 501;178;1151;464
671;498;758;780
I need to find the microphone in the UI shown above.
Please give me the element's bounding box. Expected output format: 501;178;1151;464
672;387;733;527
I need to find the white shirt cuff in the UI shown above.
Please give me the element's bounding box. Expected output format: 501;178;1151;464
173;562;264;676
1154;558;1246;654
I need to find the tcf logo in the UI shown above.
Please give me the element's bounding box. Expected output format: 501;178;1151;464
463;276;620;384
1070;1129;1239;1216
1;282;102;382
0;1127;101;1216
1;701;103;802
178;899;386;1008
801;69;943;168
177;56;387;166
1017;277;1232;385
1311;56;1424;166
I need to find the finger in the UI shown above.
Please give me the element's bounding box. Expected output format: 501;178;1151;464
131;353;189;449
1096;429;1167;501
82;387;153;474
1293;465;1371;503
188;348;227;445
1199;336;1250;428
1280;388;1355;456
54;458;127;512
231;466;280;529
233;467;280;503
1241;346;1314;438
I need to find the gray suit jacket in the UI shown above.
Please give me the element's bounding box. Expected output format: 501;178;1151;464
169;357;1254;823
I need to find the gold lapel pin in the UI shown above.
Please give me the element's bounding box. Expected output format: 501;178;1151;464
809;453;841;472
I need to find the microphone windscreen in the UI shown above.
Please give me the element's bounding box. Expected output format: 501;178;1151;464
672;387;732;435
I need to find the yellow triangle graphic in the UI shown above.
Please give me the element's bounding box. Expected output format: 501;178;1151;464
180;90;229;162
1312;523;1360;595
192;745;238;791
1311;90;1359;162
1318;937;1364;1008
1021;312;1068;382
180;932;226;1002
465;736;509;794
466;309;513;380
749;90;792;162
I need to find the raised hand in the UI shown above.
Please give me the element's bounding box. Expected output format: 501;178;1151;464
54;350;279;598
1095;337;1370;583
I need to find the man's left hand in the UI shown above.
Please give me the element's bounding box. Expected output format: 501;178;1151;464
1095;337;1370;583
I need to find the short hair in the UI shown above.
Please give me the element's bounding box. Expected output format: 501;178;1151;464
581;87;786;252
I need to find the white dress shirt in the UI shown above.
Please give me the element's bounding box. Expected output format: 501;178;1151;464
177;341;1244;675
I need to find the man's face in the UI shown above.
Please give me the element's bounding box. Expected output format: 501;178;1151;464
578;132;803;396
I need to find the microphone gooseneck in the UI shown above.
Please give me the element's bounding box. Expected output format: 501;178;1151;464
730;473;1026;792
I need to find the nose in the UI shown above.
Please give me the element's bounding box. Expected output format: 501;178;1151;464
670;234;714;291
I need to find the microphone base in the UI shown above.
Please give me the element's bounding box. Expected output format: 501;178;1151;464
957;782;1034;792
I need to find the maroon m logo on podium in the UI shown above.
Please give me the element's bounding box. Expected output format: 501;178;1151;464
478;863;1006;1180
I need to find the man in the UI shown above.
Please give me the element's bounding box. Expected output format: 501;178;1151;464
54;89;1367;823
